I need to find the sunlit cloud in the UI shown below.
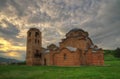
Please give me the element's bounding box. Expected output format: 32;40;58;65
0;37;26;52
8;52;20;58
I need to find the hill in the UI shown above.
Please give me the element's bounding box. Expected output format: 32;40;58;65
0;57;21;64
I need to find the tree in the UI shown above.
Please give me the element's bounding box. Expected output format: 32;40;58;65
114;48;120;58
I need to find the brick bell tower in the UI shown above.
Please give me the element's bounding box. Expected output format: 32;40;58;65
26;28;42;65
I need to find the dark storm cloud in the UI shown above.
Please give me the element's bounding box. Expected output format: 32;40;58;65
80;0;120;49
0;0;7;9
0;19;22;44
0;20;19;36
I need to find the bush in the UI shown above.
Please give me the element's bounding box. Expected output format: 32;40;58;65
114;48;120;58
104;50;114;55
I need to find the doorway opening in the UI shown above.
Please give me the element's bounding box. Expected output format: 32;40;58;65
44;58;46;65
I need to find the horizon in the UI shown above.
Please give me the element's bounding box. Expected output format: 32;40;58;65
0;0;120;61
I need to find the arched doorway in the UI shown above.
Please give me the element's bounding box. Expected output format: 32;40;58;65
44;58;46;65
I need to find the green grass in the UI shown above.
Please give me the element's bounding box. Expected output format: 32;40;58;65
0;60;120;79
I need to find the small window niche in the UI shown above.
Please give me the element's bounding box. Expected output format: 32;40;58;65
64;54;67;60
44;58;46;65
34;50;42;59
38;40;39;44
35;39;37;44
35;32;39;37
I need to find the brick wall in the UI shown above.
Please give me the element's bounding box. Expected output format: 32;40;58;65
53;48;81;66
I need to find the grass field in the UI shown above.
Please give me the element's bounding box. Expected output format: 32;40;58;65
0;60;120;79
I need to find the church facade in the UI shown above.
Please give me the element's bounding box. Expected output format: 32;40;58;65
26;28;104;66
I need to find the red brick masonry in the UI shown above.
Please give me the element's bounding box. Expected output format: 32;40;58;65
26;28;104;66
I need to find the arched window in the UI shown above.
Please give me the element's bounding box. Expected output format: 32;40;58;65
44;58;46;65
64;54;67;60
34;50;42;59
35;32;39;37
35;39;37;43
38;40;39;44
39;53;42;59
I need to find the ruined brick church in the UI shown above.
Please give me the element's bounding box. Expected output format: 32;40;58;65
26;28;104;66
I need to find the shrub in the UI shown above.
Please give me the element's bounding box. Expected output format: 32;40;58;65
114;48;120;58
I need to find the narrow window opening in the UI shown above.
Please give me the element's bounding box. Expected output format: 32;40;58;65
64;54;67;60
44;58;46;65
35;39;37;43
35;32;39;37
34;50;42;59
38;40;39;44
39;53;42;59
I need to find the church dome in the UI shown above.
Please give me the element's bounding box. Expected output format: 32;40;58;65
69;28;84;32
66;28;88;38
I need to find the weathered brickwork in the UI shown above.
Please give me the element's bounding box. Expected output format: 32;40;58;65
26;28;104;66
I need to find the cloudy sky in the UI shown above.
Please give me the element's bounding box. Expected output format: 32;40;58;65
0;0;120;61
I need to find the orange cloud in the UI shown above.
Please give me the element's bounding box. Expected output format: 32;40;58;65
2;51;24;60
8;52;21;59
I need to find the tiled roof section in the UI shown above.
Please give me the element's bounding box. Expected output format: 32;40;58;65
66;46;77;51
